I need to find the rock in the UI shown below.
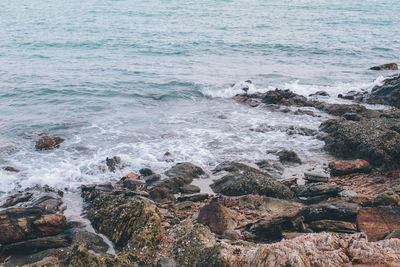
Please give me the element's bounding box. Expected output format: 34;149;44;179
370;62;398;70
278;150;302;164
123;172;139;179
35;135;65;150
221;230;242;241
319;103;367;117
373;191;400;206
342;112;364;121
308;220;357;233
1;234;70;253
0;208;66;245
385;229;400;239
179;184;200;194
367;74;400;107
165;162;205;178
105;156;121;172
309;91;329;97
143;174;161;185
255;160;284;177
156;258;177;267
3;166;19;172
175;201;195;211
198;202;237;234
295;182;340;197
357;207;400;241
321;116;400;169
210;162;295;200
177;193;209;202
329;159;371;176
121;178;145;191
262;89;312;107
304;172;329;183
65;228;109;254
302;202;359;223
139;168;153;177
81;184;163;265
339;190;358;201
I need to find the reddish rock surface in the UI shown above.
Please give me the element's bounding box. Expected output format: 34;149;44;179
357;207;400;241
197;201;237;234
329;159;371;176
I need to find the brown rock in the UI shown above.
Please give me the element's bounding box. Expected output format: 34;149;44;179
309;220;357;233
357;207;400;241
3;166;20;172
370;62;398;70
35;135;65;150
296;182;340;198
124;172;139;179
197;202;237;234
329;159;371;176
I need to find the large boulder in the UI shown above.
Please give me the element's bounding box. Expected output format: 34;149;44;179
81;184;163;265
367;74;400;107
210;162;295;200
321;115;400;169
197;202;238;235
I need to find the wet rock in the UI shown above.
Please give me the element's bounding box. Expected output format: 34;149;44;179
319;103;367;117
0;207;66;245
278;150;302;164
302;202;359;223
304;172;329;183
0;192;33;208
179;184;201;194
123;172;139;179
329;159;371;176
105;156;121;172
321;116;400;169
296;182;340;197
175;201;195;211
121;178;145;191
1;234;70;254
156;258;177;267
198;202;237;234
370;62;398;70
339;190;358;201
308;220;357;233
357;207;400;241
65;228;109;254
210;162;295;200
373;191;400;206
3;166;19;172
165;162;205;178
255;160;284;177
143;174;161;185
262;89;312;107
139;168;153;177
35;135;65;150
342;112;364;121
309;91;329;97
177;193;209;202
367;74;400;107
81;185;163;265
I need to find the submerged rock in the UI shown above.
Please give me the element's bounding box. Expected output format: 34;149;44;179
370;62;398;70
210;162;295;200
3;166;20;172
329;159;371;176
278;150;302;164
106;156;122;172
367;74;400;107
35;135;65;150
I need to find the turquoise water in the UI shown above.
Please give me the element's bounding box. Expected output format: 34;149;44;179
0;0;399;192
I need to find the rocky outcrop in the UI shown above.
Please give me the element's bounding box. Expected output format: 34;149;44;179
210;162;295;200
198;202;238;234
321;114;400;169
302;202;359;223
81;183;163;265
367;74;400;107
35;135;65;150
357;207;400;241
329;159;371;176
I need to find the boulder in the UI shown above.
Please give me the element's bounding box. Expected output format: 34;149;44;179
3;166;20;172
367;74;400;107
210;162;295;200
304;172;329;183
106;156;121;172
1;234;70;253
370;62;398;70
295;182;340;197
35;135;65;150
309;91;329;97
329;159;371;176
308;220;357;233
139;168;154;177
198;202;238;234
180;184;201;194
262;89;313;107
302;202;359;223
357;207;400;241
278;150;302;164
177;193;209;202
165;162;205;178
321;116;400;169
81;184;163;265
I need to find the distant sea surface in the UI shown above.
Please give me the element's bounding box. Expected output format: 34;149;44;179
0;0;399;193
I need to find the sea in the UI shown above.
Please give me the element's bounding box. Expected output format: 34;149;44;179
0;0;399;196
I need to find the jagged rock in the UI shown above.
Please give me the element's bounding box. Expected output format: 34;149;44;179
295;182;340;197
329;159;371;176
210;162;295;200
81;185;163;265
180;184;200;194
262;89;312;107
105;156;121;172
321;116;400;169
370;62;398;70
302;202;359;223
278;150;302;164
304;172;329;183
357;207;400;241
198;202;238;234
308;220;357;233
35;135;65;150
367;74;400;107
1;234;70;253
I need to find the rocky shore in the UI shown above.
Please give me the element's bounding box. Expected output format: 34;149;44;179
1;74;400;266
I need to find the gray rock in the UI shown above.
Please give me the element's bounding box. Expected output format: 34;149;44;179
157;258;177;267
367;74;400;107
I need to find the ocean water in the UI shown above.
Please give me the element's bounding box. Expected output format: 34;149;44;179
0;0;399;194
